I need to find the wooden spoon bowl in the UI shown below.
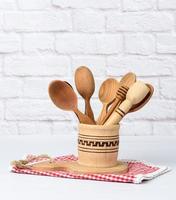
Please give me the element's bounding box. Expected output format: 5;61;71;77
129;83;154;113
105;81;150;125
100;72;136;125
75;66;95;122
49;80;76;111
48;80;95;125
99;78;119;104
120;72;136;88
97;78;119;124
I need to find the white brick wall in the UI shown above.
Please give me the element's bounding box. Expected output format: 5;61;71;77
158;0;176;10
55;34;122;54
4;11;72;32
18;0;51;10
157;34;176;54
0;0;176;136
106;13;174;32
123;0;156;11
0;33;21;53
23;33;54;52
52;0;120;9
124;34;155;55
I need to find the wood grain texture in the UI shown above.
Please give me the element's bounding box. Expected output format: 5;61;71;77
29;123;128;174
48;80;95;125
100;72;136;125
129;83;154;113
74;66;95;122
30;159;128;174
97;78;119;124
105;81;150;125
28;123;129;174
78;124;120;167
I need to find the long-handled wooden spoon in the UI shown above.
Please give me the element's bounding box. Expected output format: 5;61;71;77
97;78;119;124
48;80;95;125
129;83;154;113
74;66;95;123
100;72;136;125
104;81;150;125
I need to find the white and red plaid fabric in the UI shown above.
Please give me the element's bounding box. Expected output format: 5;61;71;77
11;155;170;184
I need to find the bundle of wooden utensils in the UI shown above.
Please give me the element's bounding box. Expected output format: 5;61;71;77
11;66;154;175
49;66;154;125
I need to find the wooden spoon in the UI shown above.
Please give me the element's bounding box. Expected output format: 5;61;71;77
48;80;95;125
64;81;73;89
100;72;136;125
104;81;150;125
97;78;119;124
129;84;154;113
75;66;95;122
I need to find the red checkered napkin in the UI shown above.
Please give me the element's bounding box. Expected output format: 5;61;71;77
11;155;170;184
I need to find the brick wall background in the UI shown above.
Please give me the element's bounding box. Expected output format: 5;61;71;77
0;0;176;136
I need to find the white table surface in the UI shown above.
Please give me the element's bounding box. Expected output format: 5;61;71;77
0;135;176;200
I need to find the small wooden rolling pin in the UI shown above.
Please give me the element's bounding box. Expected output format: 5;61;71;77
104;81;150;125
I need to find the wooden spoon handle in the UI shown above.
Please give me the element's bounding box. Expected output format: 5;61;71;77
97;104;108;125
100;99;120;125
85;99;95;123
99;86;128;125
104;100;132;126
74;108;96;125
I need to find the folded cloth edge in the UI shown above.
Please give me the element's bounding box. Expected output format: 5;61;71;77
11;154;171;184
121;160;171;184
